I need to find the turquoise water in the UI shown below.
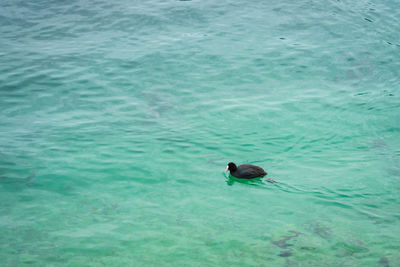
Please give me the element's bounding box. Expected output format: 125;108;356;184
1;0;399;265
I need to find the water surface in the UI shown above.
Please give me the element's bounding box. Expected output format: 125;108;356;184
1;0;399;266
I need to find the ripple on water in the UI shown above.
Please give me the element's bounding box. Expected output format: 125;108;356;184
0;0;400;266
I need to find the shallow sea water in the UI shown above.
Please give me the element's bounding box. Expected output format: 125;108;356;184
1;0;400;266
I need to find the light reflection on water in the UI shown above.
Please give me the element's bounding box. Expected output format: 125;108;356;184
0;0;399;265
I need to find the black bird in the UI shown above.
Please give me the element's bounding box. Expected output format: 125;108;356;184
225;162;267;179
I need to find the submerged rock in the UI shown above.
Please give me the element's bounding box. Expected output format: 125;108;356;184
279;250;292;257
271;230;303;249
379;256;389;267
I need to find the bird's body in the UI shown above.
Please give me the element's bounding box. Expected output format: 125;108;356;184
226;162;267;179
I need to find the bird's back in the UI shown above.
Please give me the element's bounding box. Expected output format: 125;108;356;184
233;164;267;179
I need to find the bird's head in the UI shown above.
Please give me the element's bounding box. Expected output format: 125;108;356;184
225;162;237;173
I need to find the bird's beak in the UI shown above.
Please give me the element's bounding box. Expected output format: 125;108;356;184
225;166;229;173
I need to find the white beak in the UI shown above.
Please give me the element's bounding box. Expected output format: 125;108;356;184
225;166;229;173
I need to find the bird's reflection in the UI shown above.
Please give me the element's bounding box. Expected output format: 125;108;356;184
224;172;275;187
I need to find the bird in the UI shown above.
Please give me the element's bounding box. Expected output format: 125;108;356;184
225;162;267;179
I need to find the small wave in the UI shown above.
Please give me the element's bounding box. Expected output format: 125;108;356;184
0;172;35;184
